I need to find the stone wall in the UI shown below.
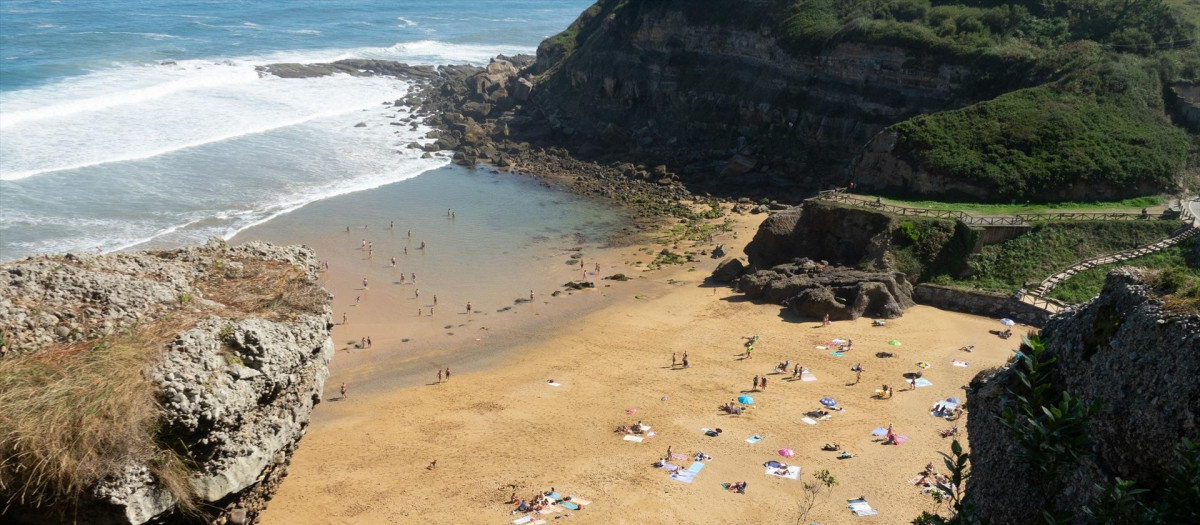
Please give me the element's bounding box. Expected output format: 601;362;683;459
913;284;1049;326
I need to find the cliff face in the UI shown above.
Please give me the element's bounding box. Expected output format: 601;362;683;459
966;269;1200;523
742;202;895;269
0;240;333;524
524;0;979;196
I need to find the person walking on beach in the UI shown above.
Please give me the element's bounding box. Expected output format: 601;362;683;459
433;295;438;306
418;308;422;317
752;375;760;392
760;377;767;391
354;296;360;306
407;229;412;238
404;247;408;255
367;336;372;348
682;353;689;368
444;368;450;381
672;353;677;368
852;363;863;385
666;445;673;459
391;256;396;267
438;369;443;383
419;240;426;250
362;277;368;290
361;239;366;250
415;288;419;298
342;312;347;325
530;290;535;301
466;301;472;314
823;313;830;326
340;382;347;400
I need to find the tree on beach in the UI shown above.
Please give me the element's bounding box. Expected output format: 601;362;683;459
795;468;837;524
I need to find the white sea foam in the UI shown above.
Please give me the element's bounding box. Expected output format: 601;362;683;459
397;16;418;27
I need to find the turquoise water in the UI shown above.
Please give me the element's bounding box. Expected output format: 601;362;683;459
0;0;592;261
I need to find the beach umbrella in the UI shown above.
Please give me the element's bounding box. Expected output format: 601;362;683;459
871;427;887;437
1000;318;1015;326
778;448;795;458
737;395;754;404
820;397;837;407
888;340;902;346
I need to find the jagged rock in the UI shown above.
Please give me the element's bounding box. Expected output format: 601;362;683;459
735;258;914;319
743;202;893;269
435;136;460;150
461;101;492;120
0;240;333;524
514;77;534;101
353;122;366;128
966;268;1200;523
710;258;746;283
721;155;757;176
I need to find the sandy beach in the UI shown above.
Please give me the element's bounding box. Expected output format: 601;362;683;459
254;206;1025;525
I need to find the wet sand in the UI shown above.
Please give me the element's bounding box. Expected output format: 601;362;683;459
244;190;1027;524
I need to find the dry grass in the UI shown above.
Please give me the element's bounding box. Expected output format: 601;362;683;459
0;320;196;517
196;258;327;321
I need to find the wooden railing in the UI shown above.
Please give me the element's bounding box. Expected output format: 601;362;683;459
812;191;1159;226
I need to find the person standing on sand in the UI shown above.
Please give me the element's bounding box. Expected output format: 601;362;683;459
342;313;347;325
672;353;677;368
433;295;438;306
823;313;830;326
445;368;450;381
682;353;689;368
360;337;366;349
667;445;673;459
420;240;426;250
367;337;372;348
340;382;347;400
852;363;863;384
760;377;767;391
407;229;412;238
530;290;535;301
391;256;396;267
390;220;394;230
354;296;360;306
415;289;420;298
404;247;408;255
466;301;472;314
418;309;422;317
438;369;443;383
362;278;368;290
752;375;760;392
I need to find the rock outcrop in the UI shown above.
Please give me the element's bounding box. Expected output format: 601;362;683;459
966;268;1200;523
523;0;984;197
0;239;333;524
742;202;894;269
735;258;914;320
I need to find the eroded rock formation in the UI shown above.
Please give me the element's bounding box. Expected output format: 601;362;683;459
0;239;333;524
735;258;914;320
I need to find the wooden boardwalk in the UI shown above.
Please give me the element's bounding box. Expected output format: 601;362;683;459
811;191;1198;313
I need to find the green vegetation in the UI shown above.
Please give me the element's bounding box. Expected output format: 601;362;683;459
889;218;979;282
1154;264;1200;312
889;59;1190;199
912;440;979;525
882;195;1163;214
1047;239;1195;304
0;323;196;516
647;248;686;270
929;220;1182;292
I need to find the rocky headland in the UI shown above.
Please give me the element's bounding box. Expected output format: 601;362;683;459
0;240;333;524
965;268;1200;522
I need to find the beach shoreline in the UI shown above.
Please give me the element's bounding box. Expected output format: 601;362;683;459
252;200;1026;524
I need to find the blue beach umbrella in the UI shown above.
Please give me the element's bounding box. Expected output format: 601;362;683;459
738;395;754;404
820;397;837;407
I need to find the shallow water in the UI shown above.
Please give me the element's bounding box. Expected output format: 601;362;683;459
0;0;592;261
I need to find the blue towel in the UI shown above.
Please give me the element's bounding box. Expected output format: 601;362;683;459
914;378;933;387
670;470;697;483
830;351;844;357
746;435;763;443
561;502;579;510
546;492;561;500
688;461;705;473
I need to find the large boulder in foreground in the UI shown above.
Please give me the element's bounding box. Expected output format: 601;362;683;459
735;258;914;320
0;239;333;524
966;268;1200;523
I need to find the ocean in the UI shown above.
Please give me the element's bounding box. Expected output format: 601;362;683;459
0;0;594;261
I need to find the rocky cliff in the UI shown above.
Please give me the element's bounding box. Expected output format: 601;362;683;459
522;0;982;198
965;268;1200;523
0;239;333;524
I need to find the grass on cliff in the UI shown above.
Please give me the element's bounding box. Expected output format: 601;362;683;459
879;195;1165;215
0;321;196;516
196;258;327;321
1047;240;1196;304
927;220;1184;293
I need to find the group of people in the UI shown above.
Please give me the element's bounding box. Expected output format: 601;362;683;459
670;352;690;368
718;400;745;415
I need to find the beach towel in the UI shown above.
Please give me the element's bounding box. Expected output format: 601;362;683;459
894;435;909;444
561;502;580;511
815;345;828;350
871;427;887;436
531;521;546;525
537;505;560;514
832;339;846;345
670;470;697;483
848;499;879;517
688;461;706;473
746;435;763;444
801;417;818;425
547;382;562;386
908;475;925;485
573;499;590;506
546;492;561;500
623;435;643;443
830;351;844;357
646;431;656;439
513;516;533;525
801;371;817;382
670;452;689;461
914;378;933;387
764;465;801;479
660;463;679;471
952;360;968;367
